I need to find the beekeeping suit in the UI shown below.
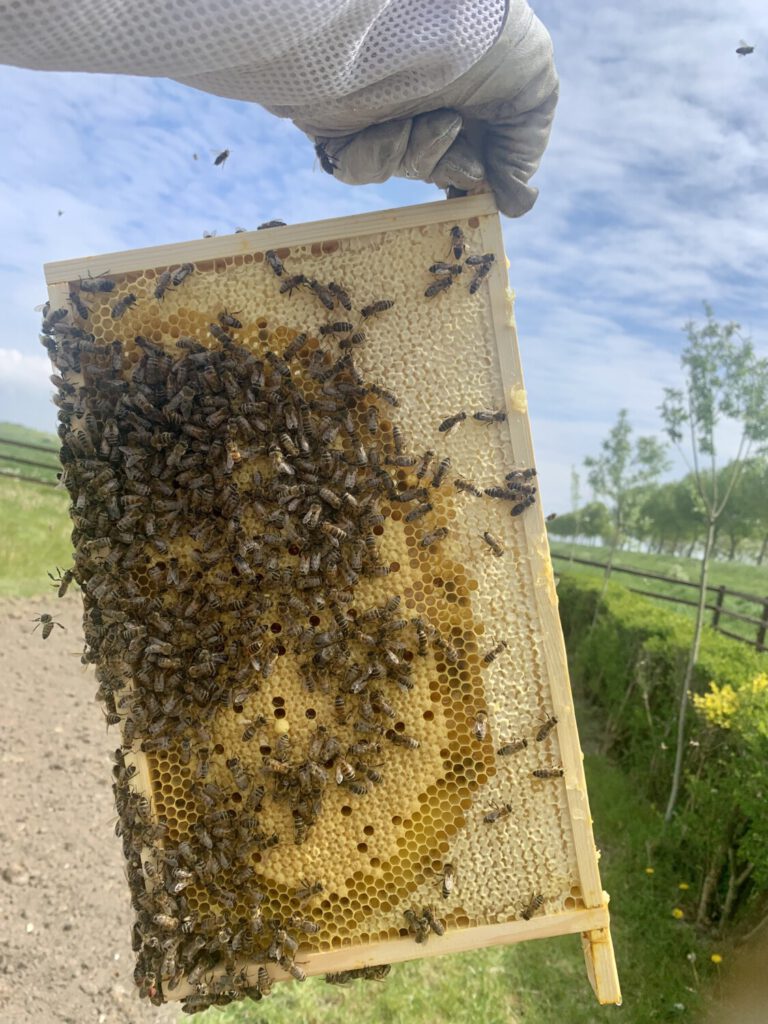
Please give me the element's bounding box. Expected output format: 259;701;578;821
0;0;558;216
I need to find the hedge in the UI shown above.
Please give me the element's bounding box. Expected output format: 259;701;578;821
556;573;768;928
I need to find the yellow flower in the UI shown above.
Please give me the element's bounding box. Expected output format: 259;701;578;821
672;908;684;920
710;954;723;964
678;883;690;890
645;867;655;875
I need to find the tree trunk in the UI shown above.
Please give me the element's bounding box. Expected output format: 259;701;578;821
686;538;697;558
696;839;727;927
665;517;716;823
757;533;768;567
727;534;738;561
590;534;619;630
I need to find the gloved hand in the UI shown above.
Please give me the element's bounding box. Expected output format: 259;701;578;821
296;3;558;218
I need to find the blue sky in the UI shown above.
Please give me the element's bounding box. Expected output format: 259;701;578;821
1;0;766;510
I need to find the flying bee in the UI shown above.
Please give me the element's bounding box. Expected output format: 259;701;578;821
218;309;243;329
327;282;352;310
283;332;309;360
48;566;75;597
469;263;492;294
736;40;755;56
481;531;505;557
425;276;453;298
111;293;137;319
361;299;394;318
68;289;89;319
423;906;445;936
483;639;508;664
484;801;514;824
431;456;451;487
472;710;489;742
319;321;353;335
420;527;449;549
521;893;546;920
449;225;465;259
308;279;334;310
473;409;506;422
31;613;65;640
428;262;463;275
465;252;495;266
532;766;564;779
214;148;230;166
497;737;528;757
438;411;467;433
279;274;307;296
153;270;172;300
546;512;557;522
535;715;558;742
171;263;194;286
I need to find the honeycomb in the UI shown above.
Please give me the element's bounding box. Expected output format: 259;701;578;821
42;196;618;1011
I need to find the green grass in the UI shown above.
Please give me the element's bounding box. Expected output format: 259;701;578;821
0;419;60;484
0;423;71;597
549;541;768;646
192;755;716;1024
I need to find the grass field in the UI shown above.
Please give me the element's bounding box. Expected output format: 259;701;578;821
549;541;768;647
195;755;715;1024
0;422;71;597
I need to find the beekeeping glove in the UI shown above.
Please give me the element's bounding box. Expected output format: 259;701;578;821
0;0;556;216
294;2;559;217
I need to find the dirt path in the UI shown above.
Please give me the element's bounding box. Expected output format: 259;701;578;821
0;594;176;1024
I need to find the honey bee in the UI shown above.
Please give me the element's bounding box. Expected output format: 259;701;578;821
403;909;430;944
473;409;506;422
218;309;243;329
497;737;528;757
420;526;449;549
361;299;394;318
48;566;75;597
469;263;493;294
283;332;309;360
465;252;495;266
326;282;352;310
431;456;451;487
287;915;320;935
484;801;514;824
258;219;287;229
481;531;505;557
535;715;558;742
31;613;65;640
521;893;546;920
280;957;307;982
214;148;230;166
265;250;284;276
736;40;755;56
368;382;399;407
308;279;335;310
425;277;453;298
428;262;463;275
438;411;467;433
472;710;489;742
68;289;89;319
385;729;419;750
111;293;137;319
402;502;432;523
483;639;508;664
319;321;353;335
441;863;456;899
77;273;115;293
279;274;307;296
242;717;266;743
511;498;535;517
151;270;172;301
153;913;179;931
296;879;324;903
423;906;445;936
532;766;564;779
171;263;194;286
449;225;465;259
315;140;338;174
546;512;557;522
335;759;356;784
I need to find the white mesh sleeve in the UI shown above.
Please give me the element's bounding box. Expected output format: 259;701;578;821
0;0;507;111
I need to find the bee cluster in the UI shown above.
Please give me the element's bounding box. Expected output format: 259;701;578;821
39;219;557;1011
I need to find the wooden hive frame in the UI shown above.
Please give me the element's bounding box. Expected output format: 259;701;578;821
44;194;620;1009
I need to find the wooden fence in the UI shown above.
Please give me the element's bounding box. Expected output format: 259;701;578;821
0;435;60;487
551;552;768;654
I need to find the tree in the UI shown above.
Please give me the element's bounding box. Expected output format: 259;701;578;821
584;409;669;623
661;306;768;822
569;466;582;562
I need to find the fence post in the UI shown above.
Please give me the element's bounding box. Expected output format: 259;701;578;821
711;585;726;630
757;598;768;653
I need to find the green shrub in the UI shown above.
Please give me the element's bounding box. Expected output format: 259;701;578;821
557;573;768;928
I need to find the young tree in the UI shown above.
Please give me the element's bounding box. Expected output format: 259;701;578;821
584;409;669;623
569;466;582;562
661;307;768;822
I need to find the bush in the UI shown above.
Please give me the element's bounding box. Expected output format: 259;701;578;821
557;573;768;928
